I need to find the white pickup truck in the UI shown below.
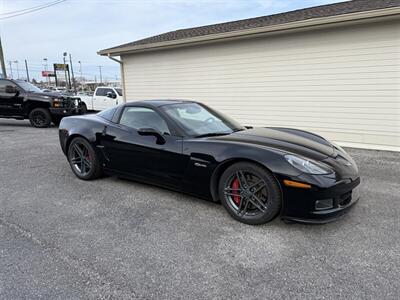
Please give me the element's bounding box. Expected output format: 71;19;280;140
78;87;123;111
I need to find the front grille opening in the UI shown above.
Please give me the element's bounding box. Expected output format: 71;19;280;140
339;191;352;206
315;199;334;211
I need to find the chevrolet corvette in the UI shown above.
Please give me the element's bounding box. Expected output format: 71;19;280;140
59;100;360;225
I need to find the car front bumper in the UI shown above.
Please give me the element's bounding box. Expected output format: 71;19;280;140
280;176;361;224
50;107;83;116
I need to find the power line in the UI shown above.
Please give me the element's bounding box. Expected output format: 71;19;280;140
0;0;67;20
0;0;64;16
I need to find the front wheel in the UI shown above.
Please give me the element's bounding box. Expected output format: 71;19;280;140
218;162;282;225
79;102;87;114
67;137;103;180
29;108;52;128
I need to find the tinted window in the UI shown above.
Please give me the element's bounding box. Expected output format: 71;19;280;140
119;107;170;135
115;88;123;96
95;88;106;96
0;80;17;97
162;102;243;136
14;80;41;92
96;88;115;97
97;107;117;121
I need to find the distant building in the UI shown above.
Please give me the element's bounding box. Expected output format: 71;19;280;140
99;0;400;151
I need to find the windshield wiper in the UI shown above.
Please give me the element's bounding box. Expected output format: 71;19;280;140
195;132;230;138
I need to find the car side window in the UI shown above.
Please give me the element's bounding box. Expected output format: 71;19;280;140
97;107;117;121
0;81;17;98
95;88;106;96
119;107;170;135
105;89;116;97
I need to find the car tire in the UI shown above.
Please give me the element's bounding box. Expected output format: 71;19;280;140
218;162;281;225
67;137;103;180
79;102;87;114
29;108;52;128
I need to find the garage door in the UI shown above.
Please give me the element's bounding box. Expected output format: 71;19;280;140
122;19;400;151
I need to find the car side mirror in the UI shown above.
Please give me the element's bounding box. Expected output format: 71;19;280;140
106;92;116;99
5;85;18;94
138;127;166;145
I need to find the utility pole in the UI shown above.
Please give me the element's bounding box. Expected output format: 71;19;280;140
0;36;7;78
14;60;19;79
98;66;102;84
25;59;30;82
63;52;69;89
8;61;13;78
69;54;76;92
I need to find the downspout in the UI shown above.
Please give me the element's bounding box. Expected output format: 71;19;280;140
107;54;126;103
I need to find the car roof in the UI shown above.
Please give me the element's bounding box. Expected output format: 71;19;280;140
125;99;197;108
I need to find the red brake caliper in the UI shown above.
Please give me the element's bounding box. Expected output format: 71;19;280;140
231;177;241;205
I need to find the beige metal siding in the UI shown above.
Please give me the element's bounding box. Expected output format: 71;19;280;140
122;20;400;151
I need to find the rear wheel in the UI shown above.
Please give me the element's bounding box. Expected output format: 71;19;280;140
67;137;102;180
29;108;51;128
218;162;281;225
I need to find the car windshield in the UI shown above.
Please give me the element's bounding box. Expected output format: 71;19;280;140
15;80;42;93
161;102;245;137
116;88;123;96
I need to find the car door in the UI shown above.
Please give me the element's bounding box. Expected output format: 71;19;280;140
100;106;188;189
103;88;118;109
93;88;107;111
0;80;24;116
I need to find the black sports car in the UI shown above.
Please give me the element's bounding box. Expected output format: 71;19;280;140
59;100;360;225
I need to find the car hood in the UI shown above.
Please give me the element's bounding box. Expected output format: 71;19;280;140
211;127;335;161
37;91;63;97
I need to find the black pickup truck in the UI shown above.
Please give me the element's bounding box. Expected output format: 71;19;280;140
0;79;83;127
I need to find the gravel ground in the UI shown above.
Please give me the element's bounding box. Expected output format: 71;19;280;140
0;119;399;299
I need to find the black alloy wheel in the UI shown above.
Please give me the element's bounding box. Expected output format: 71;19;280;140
219;162;281;225
79;102;87;114
67;137;102;180
29;108;51;128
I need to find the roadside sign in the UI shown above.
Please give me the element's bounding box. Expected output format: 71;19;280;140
42;71;55;77
53;63;69;71
53;63;71;87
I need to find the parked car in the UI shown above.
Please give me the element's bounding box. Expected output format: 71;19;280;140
59;100;360;225
0;79;83;127
75;87;122;112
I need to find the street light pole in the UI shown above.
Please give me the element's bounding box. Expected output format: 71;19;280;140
98;66;102;84
14;61;19;79
8;61;13;79
78;60;82;78
69;54;76;93
43;58;49;86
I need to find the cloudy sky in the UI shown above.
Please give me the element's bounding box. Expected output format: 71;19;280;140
0;0;344;81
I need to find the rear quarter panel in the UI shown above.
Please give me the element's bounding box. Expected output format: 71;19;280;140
59;115;106;156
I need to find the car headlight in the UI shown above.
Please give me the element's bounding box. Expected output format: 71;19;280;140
53;98;62;108
285;155;333;175
332;142;346;153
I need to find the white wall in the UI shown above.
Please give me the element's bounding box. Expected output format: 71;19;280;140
122;19;400;151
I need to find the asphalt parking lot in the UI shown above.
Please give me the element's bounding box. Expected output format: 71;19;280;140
0;119;399;299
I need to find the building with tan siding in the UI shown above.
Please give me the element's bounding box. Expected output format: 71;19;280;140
99;0;400;151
